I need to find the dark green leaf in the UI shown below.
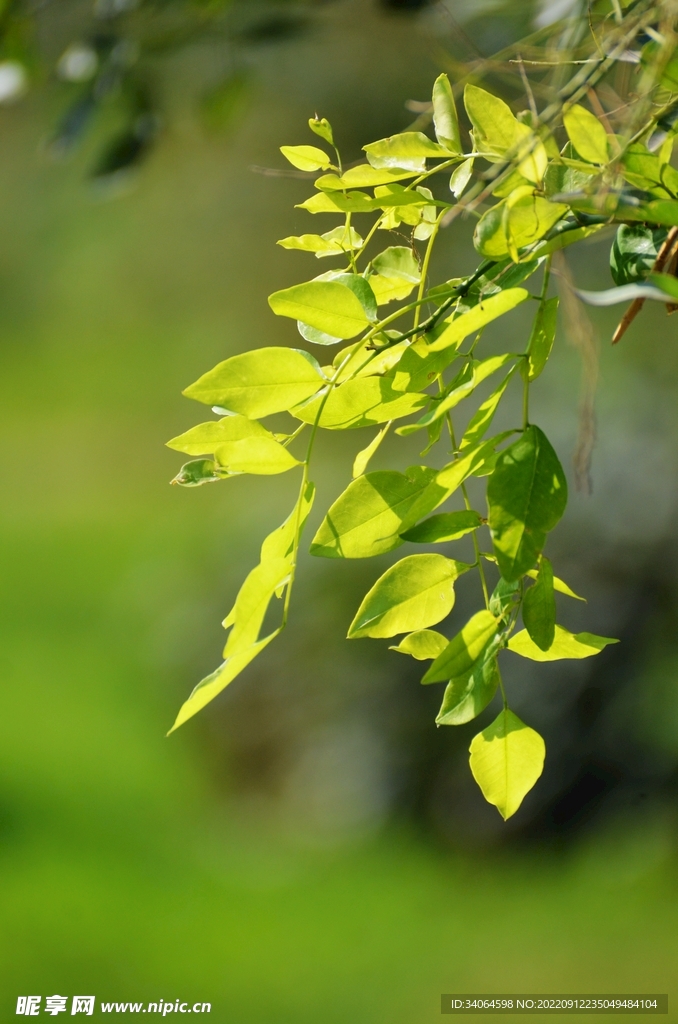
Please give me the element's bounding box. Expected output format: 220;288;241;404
487;425;567;582
522;556;555;651
610;225;668;286
436;643;500;726
527;297;559;382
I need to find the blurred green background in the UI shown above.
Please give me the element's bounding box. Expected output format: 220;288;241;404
0;0;677;1018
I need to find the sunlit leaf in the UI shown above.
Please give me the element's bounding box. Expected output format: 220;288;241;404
170;459;229;487
427;289;529;352
308;117;334;145
280;144;332;171
400;509;482;544
432;73;462;155
525;568;585;601
508;625;618;661
390;337;461;393
399;354;514;435
368;274;417;305
364;131;454;171
167;414;270;456
293;376;427;429
422;609;499;684
563;104;609;165
310;466;439;559
183;347;324;418
487;425;567;581
449;157;474;197
268;281;371;338
224;557;292;657
260;481;316;563
460;368;516;449
469;709;545;819
464;84;519;158
527;296;558;382
436;645;500;726
389;629;448;660
352;422;390;477
372;246;421;283
348;553;468;638
316;165;417;190
214;435;301;475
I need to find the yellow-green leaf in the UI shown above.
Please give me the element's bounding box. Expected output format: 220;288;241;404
525;569;585;601
214;436;301;475
293;376;427;430
167;414;270;456
508;625;618;661
469;709;545;819
280;144;332;171
427;289;529;352
389;629;448;660
268;281;371;339
432;73;462;155
563;105;609;165
364;131;454;171
352;422;391;478
422;609;499;684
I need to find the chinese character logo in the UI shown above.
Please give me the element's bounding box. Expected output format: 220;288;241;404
45;996;68;1016
16;997;41;1016
71;998;95;1016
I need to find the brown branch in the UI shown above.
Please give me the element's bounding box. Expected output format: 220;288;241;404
612;226;678;343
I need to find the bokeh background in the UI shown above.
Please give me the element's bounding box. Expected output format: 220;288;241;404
0;0;677;1018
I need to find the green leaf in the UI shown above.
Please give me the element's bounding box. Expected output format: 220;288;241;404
296;190;374;214
427;289;529;352
449;158;474;198
316;272;377;320
364;131;454;172
348;553;467;639
269;281;372;339
368;274;417;305
464;84;519;158
649;272;678;301
316;165;417;190
474;194;568;259
487;425;567;582
280;144;332;171
508;625;618;661
400;509;482;544
488;577;520;619
432;73;462;155
525;568;585;601
563;104;609;165
407;435;513;524
398;354;514;435
460;368;516;449
183;347;324;418
522;556;555;651
436;646;500;726
330;337;408;381
469;709;545;819
214;436;301;475
527;296;559;382
389;629;448;660
372;246;421;283
224;557;292;657
170;459;229;487
422;609;498;684
297;321;343;346
310;466;439;559
610;225;668;286
260;481;316;563
308;117;333;145
276;226;363;258
168;633;277;733
352;422;390;478
167;414;270;456
293;376;427;430
390;337;461;393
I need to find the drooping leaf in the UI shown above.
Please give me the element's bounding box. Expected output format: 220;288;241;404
422;609;499;684
469;709;545;819
398;354;514;435
389;629;448;660
168;634;277;733
508;625;618;661
214;436;301;475
224;557;292;657
260;481;316;563
400;509;482;544
427;289;529;352
292;376;427;430
364;131;454;172
183;347;324;418
280;144;332;171
310;466;439;559
522;556;555;651
167;414;270;456
432;73;462;155
436;644;501;726
449;158;474;198
348;553;468;639
563;104;609;165
527;297;558;382
170;459;229;487
352;422;391;478
525;568;585;601
487;425;567;582
269;281;371;338
460;368;516;449
297;320;343;346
